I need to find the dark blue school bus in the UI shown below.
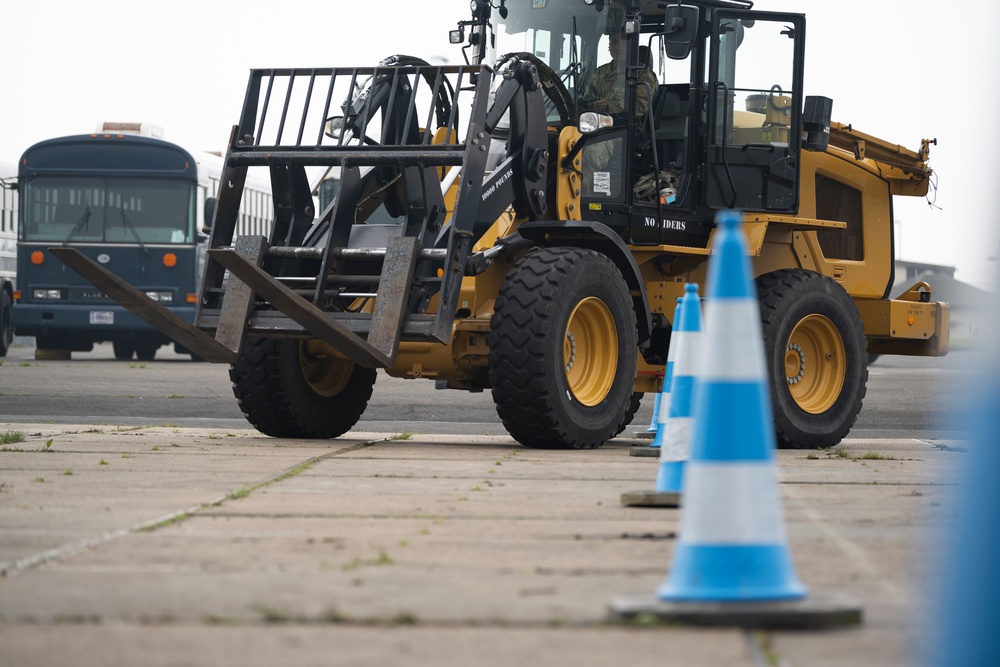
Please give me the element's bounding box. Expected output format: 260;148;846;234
12;126;271;360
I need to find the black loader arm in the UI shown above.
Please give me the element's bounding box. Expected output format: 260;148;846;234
468;55;555;239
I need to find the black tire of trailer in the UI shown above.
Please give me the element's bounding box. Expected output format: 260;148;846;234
756;269;868;449
134;338;160;361
229;338;377;439
489;247;638;449
113;339;135;360
0;288;12;357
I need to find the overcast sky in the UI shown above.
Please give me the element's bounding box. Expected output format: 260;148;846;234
3;0;996;288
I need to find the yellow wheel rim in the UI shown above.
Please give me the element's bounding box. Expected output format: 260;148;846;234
563;297;618;407
299;340;352;397
784;314;846;414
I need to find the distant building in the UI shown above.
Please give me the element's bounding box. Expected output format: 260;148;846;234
893;260;990;346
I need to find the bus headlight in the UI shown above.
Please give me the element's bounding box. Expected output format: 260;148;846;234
144;291;174;303
32;289;63;300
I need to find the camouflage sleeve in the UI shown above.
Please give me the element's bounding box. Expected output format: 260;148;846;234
635;68;659;118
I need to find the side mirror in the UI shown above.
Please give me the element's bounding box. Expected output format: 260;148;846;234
662;4;700;60
803;96;833;152
202;196;217;235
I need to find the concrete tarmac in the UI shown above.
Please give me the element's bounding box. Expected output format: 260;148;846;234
0;424;963;666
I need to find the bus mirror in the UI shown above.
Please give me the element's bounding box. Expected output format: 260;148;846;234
203;197;217;233
661;4;700;60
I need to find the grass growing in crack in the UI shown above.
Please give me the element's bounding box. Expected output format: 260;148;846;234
384;611;418;625
251;602;296;624
228;487;253;500
0;430;26;446
140;513;193;532
318;607;349;624
342;550;395;571
862;451;897;461
225;460;317;503
390;431;413;441
99;459;109;466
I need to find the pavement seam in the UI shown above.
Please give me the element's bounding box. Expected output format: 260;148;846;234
0;438;386;579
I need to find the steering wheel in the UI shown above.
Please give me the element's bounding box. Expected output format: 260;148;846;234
335;55;458;146
494;52;576;126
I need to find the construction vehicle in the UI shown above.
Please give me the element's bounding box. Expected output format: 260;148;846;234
52;0;948;449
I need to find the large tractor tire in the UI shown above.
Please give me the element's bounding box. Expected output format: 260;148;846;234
489;247;638;449
230;338;376;439
757;269;868;449
618;392;643;435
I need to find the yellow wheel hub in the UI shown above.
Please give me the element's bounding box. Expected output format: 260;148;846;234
563;297;618;407
784;314;846;414
299;340;352;397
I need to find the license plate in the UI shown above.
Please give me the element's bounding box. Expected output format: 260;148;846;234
89;311;114;325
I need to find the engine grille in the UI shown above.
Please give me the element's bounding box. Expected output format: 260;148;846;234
815;175;863;261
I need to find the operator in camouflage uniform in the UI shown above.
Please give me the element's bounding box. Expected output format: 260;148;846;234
584;30;658;195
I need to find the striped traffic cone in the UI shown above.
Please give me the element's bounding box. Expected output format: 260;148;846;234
645;393;661;433
611;210;861;628
654;283;702;495
630;297;683;456
622;289;701;507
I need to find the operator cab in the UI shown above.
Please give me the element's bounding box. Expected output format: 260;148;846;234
479;0;807;247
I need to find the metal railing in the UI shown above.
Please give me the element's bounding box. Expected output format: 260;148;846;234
227;64;488;168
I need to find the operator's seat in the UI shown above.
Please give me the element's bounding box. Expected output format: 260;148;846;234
649;84;689;166
638;45;653;70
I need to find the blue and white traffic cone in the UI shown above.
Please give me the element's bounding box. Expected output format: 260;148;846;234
654;284;702;493
645;393;662;434
658;210;804;601
631;298;683;455
649;297;684;446
612;211;861;627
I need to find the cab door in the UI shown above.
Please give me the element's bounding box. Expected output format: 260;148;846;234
705;11;805;212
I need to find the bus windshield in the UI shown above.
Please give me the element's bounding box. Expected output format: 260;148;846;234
20;176;195;244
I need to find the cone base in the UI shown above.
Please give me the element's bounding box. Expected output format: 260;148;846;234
620;489;682;508
629;446;660;457
609;592;862;629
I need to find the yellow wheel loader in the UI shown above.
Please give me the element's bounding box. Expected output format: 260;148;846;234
54;0;947;449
